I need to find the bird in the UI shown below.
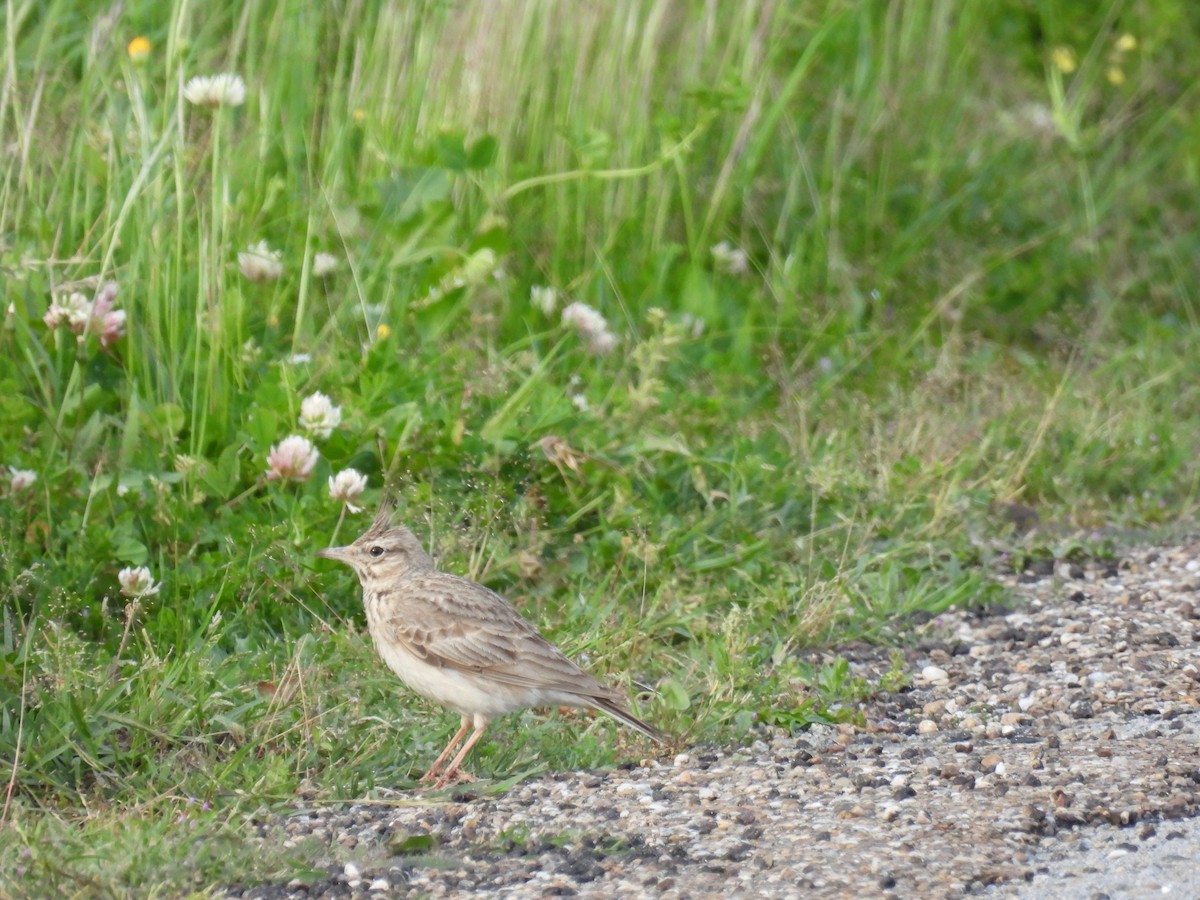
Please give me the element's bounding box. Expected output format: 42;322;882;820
315;501;668;787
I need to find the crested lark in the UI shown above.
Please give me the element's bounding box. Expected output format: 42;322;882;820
316;504;668;787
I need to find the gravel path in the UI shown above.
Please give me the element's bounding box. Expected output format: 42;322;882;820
227;543;1200;899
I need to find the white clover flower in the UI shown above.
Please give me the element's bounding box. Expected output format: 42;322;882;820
312;252;339;277
328;468;368;513
561;301;618;356
298;392;342;440
43;298;69;328
43;292;92;329
44;283;125;345
183;73;246;108
265;435;319;482
530;285;558;315
8;468;37;491
97;308;126;346
66;296;95;329
238;241;283;282
710;240;749;275
118;566;161;599
92;281;119;310
561;301;608;337
588;330;618;355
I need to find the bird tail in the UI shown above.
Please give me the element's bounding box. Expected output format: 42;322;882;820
590;696;671;744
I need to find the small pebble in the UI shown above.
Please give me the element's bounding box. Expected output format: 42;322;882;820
922;665;950;684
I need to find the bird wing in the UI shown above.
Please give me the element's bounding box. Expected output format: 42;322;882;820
380;574;618;701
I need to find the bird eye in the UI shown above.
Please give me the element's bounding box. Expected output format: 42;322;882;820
369;545;385;558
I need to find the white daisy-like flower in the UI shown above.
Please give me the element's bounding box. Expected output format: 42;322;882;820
265;435;319;482
8;467;37;491
530;285;558;315
312;252;339;277
561;301;618;356
710;240;749;275
118;566;161;599
298;392;342;440
238;241;283;282
328;468;368;512
183;73;246;108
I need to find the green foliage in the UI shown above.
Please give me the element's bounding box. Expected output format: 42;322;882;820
2;0;1200;893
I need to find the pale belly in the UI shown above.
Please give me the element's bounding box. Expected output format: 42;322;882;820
372;631;568;718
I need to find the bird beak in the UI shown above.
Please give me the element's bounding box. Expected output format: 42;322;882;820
316;545;351;563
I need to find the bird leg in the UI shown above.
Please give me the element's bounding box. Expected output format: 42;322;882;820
420;715;472;784
434;716;490;788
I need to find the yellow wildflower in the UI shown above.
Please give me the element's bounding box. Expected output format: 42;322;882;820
1106;66;1126;86
127;36;151;62
1114;33;1138;53
376;323;392;340
1051;46;1077;74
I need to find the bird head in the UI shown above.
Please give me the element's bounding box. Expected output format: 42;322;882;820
316;500;434;583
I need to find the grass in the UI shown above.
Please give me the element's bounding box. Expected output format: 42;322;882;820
3;0;1200;893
